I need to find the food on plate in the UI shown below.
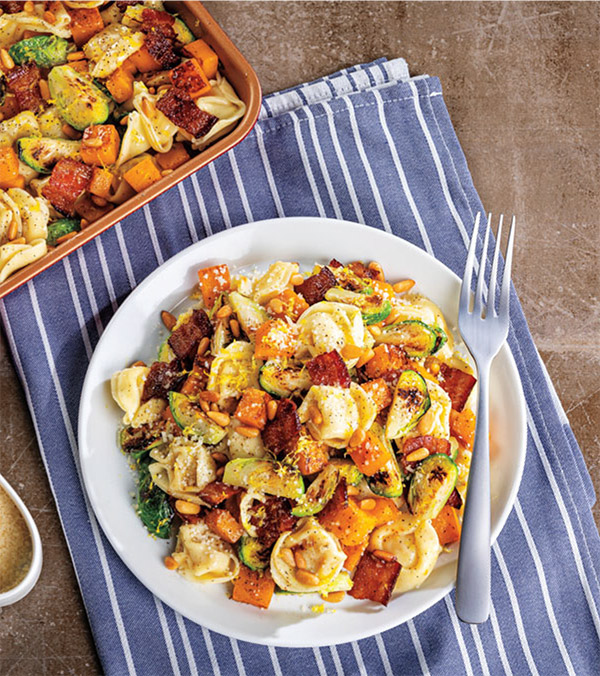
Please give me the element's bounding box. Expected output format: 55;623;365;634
111;258;477;609
0;1;246;282
0;484;33;593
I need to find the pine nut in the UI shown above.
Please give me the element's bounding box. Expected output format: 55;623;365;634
383;307;401;326
207;410;230;427
80;219;90;229
368;325;382;338
67;51;86;62
321;591;345;603
405;447;429;463
295;569;320;586
9;236;26;245
356;348;375;368
269;298;283;314
310;405;322;426
197;336;210;356
291;273;305;286
43;10;56;24
24;1;35;13
164;556;179;570
62;123;81;139
393;279;415;294
229;318;240;338
161;310;176;331
216;304;232;319
215;465;225;479
7;219;18;241
236;425;260;438
161;169;173;176
280;547;295;567
199;399;210;413
294;550;307;569
141;97;156;117
360;498;376;511
368;261;384;280
148;86;156;94
348;428;366;448
91;195;108;207
199;390;219;402
131;360;146;368
341;344;363;360
56;231;78;244
120;115;129;126
84;137;103;148
417;408;434;435
39;79;50;101
0;48;14;70
211;452;228;465
267;399;278;421
175;499;200;515
372;549;397;563
347;485;360;496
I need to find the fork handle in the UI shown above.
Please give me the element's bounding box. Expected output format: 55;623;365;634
455;361;491;623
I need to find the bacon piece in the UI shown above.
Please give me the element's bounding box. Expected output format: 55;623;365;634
401;435;451;474
349;550;401;606
115;0;138;9
0;2;24;13
250;496;297;547
42;158;92;215
144;30;180;70
199;481;241;506
347;261;379;280
156;87;218;138
306;350;351;388
141;359;184;402
446;488;463;510
261;398;301;455
439;364;477;412
296;266;337;305
190;353;213;391
328;258;343;269
168;309;213;362
6;62;43;112
141;7;175;26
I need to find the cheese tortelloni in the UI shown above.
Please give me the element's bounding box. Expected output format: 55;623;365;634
116;115;152;169
271;518;346;592
133;82;178;152
110;365;149;424
7;189;49;242
253;261;299;305
0;112;41;149
207;341;261;401
0;238;47;283
173;521;240;584
298;383;377;448
228;419;268;460
370;514;442;593
84;23;144;78
297;301;374;363
149;438;217;504
0;4;72;47
192;73;247;151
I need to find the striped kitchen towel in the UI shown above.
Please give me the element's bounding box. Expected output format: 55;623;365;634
2;58;599;675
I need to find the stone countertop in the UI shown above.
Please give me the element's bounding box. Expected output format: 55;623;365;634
0;2;598;673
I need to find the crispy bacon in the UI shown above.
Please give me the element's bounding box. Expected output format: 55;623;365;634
306;350;351;388
156;87;218;138
141;7;175;26
438;364;477;412
446;488;463;510
42;158;92;215
144;30;180;70
199;481;241;506
0;1;23;13
348;551;401;606
168;309;213;362
115;0;138;9
6;62;43;112
190;353;213;391
347;261;379;280
261;398;301;455
400;435;452;474
328;258;343;269
250;496;297;547
141;359;184;402
296;266;336;305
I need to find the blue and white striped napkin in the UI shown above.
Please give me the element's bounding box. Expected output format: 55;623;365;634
2;58;599;675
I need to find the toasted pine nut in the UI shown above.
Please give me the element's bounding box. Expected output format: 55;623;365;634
383;307;400;326
9;236;26;245
269;298;283;314
348;428;366;448
56;231;78;244
91;195;108;207
43;10;56;24
215;465;225;479
372;549;397;563
67;51;86;62
417;408;434;435
321;591;345;603
211;451;228;465
236;425;260;438
360;498;376;511
161;169;173;176
295;569;320;586
229;318;240;338
294;550;307;569
210;402;219;411
368;325;382;338
199;390;220;402
175;499;200;515
216;304;232;319
148;86;156;94
200;399;210;413
24;1;35;13
280;547;295;567
164;556;179;570
141;97;156;117
39;79;50;101
405;447;429;463
0;113;4;122
120;115;129;126
131;360;146;367
309;405;322;426
347;485;360;496
267;399;278;420
84;137;103;148
291;273;304;286
427;361;441;376
341;344;363;360
0;48;14;70
207;410;230;427
80;219;90;229
368;261;384;280
356;348;375;368
161;310;176;331
7;219;18;241
197;336;210;356
62;123;81;139
393;279;415;294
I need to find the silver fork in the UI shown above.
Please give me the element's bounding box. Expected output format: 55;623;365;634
455;212;516;624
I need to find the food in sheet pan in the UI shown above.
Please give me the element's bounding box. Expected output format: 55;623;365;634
111;259;477;608
0;1;245;282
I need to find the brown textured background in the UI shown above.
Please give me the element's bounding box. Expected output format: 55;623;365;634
1;2;598;673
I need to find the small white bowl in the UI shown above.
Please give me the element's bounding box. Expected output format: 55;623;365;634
0;473;43;607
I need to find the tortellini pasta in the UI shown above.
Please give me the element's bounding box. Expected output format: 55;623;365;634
228;420;267;460
207;340;261;400
270;518;346;592
0;3;71;47
411;380;452;439
129;397;167;428
297;301;374;361
253;261;299;305
298;383;377;448
0;238;47;283
173;521;239;584
110;365;149;424
370;514;442;593
6;189;49;242
0;112;41;149
83;24;144;78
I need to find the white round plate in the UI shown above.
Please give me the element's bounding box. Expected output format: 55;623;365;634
79;217;526;647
